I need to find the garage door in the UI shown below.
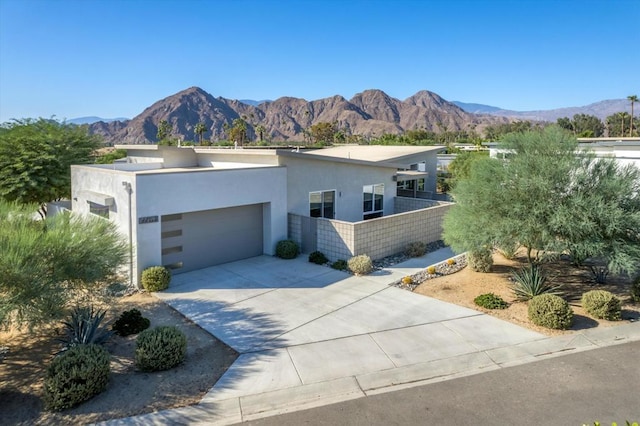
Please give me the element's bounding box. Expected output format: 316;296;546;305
161;204;264;273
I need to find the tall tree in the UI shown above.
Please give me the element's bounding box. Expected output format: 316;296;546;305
605;112;631;137
0;200;127;330
443;126;640;275
0;118;101;217
557;114;604;137
309;122;337;144
254;124;266;142
228;117;247;146
156;119;173;143
628;95;638;136
194;122;207;145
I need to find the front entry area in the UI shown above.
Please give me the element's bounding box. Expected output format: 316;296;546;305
161;203;264;273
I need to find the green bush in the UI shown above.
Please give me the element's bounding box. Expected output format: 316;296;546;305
631;276;640;303
135;326;187;372
528;294;574;330
58;306;113;353
308;251;328;265
112;308;150;336
331;259;348;271
468;248;493;273
581;290;621;321
405;242;426;257
511;264;563;301
275;240;299;259
44;344;110;411
348;255;373;275
474;293;508;310
141;266;171;292
497;242;519;260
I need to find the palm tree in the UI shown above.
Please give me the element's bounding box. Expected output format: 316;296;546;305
194;122;207;145
628;95;638;137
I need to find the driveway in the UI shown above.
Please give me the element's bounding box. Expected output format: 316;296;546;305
145;248;547;423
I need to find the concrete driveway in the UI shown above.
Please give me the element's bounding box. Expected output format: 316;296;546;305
140;248;548;424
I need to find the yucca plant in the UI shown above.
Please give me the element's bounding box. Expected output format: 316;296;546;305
57;306;113;353
589;265;609;284
510;264;563;301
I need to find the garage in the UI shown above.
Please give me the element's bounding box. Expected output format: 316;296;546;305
161;203;264;273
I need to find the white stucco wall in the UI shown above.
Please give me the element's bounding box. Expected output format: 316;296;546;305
279;156;397;222
71;164;287;287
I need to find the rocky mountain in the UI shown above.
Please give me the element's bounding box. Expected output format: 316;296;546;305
68;116;129;125
454;99;632;121
89;87;510;144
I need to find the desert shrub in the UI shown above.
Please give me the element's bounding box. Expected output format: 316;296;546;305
446;258;456;266
528;294;574;330
275;240;299;259
474;293;508;310
44;344;110;411
402;276;413;285
331;259;348;271
511;264;563;301
308;251;328;265
58;306;112;352
497;242;519;260
141;266;171;292
348;255;373;275
112;309;150;336
135;326;187;372
632;276;640;303
468;248;493;273
405;242;426;257
426;265;436;275
581;290;621;321
589;266;609;284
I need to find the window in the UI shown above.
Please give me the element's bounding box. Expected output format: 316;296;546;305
310;190;335;219
88;201;109;218
363;184;384;219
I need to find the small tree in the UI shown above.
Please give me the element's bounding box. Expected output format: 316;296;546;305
628;95;638;136
156;119;173;144
0;118;101;217
443;126;640;276
228;117;247;146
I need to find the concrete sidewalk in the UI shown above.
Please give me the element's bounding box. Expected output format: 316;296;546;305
102;249;640;425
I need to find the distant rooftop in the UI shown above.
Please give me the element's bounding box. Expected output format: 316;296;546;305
293;145;445;163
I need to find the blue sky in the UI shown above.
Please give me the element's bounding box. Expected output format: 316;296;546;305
0;0;638;123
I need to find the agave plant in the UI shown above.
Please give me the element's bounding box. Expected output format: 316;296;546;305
57;306;113;353
510;264;563;301
589;265;609;284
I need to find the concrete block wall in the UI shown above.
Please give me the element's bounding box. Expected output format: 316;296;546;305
394;197;441;214
289;203;452;262
287;214;303;247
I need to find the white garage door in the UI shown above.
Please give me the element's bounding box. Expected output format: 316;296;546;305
161;204;264;273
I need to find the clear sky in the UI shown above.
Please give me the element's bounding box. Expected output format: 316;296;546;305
0;0;638;123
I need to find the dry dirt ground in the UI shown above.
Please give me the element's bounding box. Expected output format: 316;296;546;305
0;293;238;426
414;251;640;336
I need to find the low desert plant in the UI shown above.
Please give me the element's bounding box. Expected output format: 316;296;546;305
402;276;413;285
348;255;373;275
308;251;328;265
331;259;348;271
135;326;187;372
632;276;640;303
275;240;299;259
497;242;519;260
141;266;171;292
528;294;574;330
589;265;610;284
581;290;621;321
405;241;426;257
112;308;151;336
57;306;113;352
44;344;110;411
446;258;456;266
467;248;493;273
474;293;508;310
426;265;437;275
511;265;563;301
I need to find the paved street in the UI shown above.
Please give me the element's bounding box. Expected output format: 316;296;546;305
244;340;640;426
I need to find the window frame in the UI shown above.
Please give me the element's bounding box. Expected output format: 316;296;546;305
309;189;336;219
363;183;384;219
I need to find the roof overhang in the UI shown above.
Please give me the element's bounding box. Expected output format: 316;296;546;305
395;170;429;182
80;190;114;206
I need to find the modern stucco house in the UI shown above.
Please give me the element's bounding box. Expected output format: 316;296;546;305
68;144;451;286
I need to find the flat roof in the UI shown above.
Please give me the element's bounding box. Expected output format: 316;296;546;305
290;145;445;163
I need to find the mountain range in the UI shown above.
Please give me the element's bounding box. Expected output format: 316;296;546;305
83;87;632;144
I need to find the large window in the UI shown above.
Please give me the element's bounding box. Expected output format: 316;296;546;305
310;190;335;219
363;184;384;220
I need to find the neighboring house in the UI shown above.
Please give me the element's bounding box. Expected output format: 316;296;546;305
68;144;450;286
